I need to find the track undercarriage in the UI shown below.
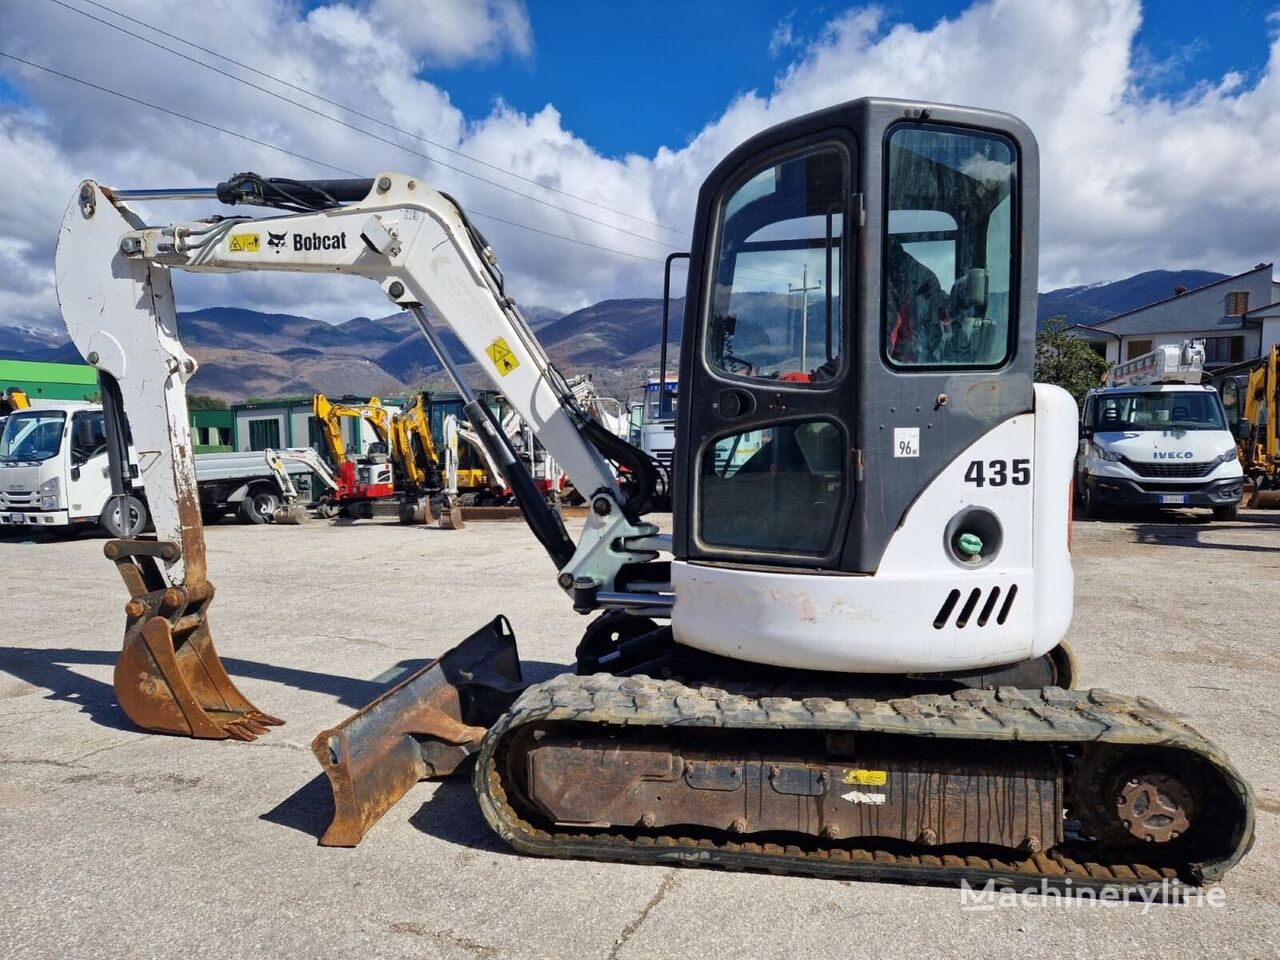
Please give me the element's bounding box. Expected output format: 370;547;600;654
313;616;1253;894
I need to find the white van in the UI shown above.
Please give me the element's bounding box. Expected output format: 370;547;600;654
1078;383;1244;519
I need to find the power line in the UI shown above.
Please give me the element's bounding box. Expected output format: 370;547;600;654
0;52;354;176
49;0;690;242
0;50;669;265
44;0;671;249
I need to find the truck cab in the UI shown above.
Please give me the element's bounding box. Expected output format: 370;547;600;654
1078;345;1244;519
0;401;115;530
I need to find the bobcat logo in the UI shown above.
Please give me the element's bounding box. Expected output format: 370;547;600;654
267;231;288;251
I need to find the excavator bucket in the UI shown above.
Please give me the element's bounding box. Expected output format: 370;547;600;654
272;504;311;524
109;539;283;740
312;615;525;846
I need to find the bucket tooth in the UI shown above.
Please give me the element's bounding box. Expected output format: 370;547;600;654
312;615;524;846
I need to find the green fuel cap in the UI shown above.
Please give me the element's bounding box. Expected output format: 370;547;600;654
956;532;984;558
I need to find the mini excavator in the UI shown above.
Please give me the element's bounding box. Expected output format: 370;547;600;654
55;98;1253;891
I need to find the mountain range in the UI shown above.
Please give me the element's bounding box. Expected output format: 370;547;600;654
0;268;1228;401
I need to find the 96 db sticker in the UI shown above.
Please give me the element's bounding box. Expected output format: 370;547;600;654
894;427;919;458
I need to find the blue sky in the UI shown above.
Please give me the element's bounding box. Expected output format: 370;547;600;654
2;0;1279;326
423;0;1278;156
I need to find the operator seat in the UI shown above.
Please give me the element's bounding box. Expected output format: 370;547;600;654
885;239;949;365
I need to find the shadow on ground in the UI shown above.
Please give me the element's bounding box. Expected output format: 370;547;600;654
1131;512;1280;553
1;643;564;849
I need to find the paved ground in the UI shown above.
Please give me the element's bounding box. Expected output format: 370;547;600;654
1;509;1278;959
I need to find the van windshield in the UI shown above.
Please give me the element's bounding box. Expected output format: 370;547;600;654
1094;391;1226;432
0;410;66;462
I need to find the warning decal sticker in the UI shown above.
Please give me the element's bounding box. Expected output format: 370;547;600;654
228;233;261;253
485;337;520;376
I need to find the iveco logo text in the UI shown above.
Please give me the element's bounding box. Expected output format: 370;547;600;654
1153;451;1194;459
294;233;348;251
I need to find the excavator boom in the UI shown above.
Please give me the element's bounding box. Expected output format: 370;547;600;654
55;170;664;837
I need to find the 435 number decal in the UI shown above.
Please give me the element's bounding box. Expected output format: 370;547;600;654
963;458;1030;487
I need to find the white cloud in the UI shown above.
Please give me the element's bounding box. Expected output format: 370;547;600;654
368;0;533;66
769;16;797;57
0;0;1278;338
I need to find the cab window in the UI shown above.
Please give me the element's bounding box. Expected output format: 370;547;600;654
884;124;1016;368
705;146;847;384
70;410;108;465
699;420;845;554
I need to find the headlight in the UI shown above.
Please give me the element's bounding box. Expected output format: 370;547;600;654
38;476;60;510
1212;447;1239;465
1090;441;1122;462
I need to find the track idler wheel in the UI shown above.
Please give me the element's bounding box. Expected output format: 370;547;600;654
1071;748;1199;847
107;539;283;741
1115;773;1194;843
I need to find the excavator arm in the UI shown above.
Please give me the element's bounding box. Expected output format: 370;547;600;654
54;172;667;840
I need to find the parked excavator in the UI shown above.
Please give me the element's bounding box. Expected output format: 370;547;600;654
311;393;397;518
263;446;342;523
1213;345;1280;507
387;391;442;524
55;98;1253;892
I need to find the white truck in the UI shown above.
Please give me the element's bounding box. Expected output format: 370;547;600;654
0;401;312;535
1077;339;1244;519
627;374;677;477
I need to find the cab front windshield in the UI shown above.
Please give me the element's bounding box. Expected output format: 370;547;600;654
0;411;66;462
1094;391;1227;432
645;383;677;421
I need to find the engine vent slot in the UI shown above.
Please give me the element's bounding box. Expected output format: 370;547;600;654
976;586;1002;627
934;584;1019;629
953;588;983;628
933;590;961;629
997;584;1018;625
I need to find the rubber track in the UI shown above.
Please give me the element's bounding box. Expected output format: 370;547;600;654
475;674;1254;895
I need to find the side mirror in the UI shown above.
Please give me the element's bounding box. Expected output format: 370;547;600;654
1235;418;1251;441
1079;424;1093;440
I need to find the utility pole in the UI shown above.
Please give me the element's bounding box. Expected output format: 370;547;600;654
789;263;822;371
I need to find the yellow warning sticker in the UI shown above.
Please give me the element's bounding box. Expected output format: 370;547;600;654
228;233;260;253
485;337;520;376
842;768;888;786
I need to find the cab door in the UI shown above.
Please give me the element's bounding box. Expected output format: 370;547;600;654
676;131;857;569
66;408;110;519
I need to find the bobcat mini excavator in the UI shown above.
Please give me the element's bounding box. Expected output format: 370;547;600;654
55;98;1252;892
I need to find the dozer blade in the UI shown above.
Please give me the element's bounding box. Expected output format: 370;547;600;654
312;615;525;846
109;540;283;741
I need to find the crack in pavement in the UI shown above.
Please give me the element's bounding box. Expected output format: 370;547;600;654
609;870;677;960
387;920;498;959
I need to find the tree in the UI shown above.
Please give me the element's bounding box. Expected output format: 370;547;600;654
187;394;228;410
1034;317;1110;406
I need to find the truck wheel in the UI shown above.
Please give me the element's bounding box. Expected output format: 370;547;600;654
1079;481;1100;520
1212;503;1239;521
100;495;148;538
238;485;281;524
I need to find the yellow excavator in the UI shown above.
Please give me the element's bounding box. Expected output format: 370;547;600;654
1214;344;1280;506
387;391;443;524
55;97;1254;893
311;393;397;518
0;387;30;419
